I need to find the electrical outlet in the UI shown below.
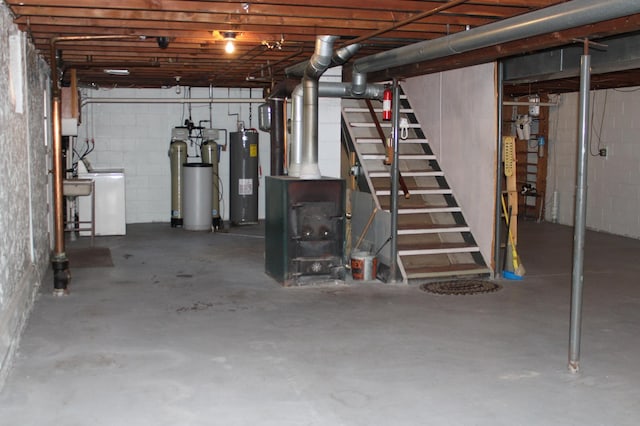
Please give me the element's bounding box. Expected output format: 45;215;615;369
599;147;608;158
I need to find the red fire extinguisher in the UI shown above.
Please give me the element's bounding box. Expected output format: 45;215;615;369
382;86;392;121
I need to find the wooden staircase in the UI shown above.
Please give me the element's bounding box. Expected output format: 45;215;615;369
342;89;490;282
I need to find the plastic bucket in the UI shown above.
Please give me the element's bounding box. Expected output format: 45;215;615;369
351;250;378;281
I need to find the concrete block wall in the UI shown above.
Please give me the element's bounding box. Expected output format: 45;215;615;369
77;87;271;224
0;4;51;387
402;63;498;268
546;88;640;238
76;73;343;225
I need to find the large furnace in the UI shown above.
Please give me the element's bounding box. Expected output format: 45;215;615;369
265;177;346;286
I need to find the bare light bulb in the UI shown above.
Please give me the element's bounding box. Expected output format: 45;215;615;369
225;40;235;54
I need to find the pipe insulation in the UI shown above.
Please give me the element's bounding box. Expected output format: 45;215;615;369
351;0;640;93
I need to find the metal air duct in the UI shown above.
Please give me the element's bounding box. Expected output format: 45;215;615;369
288;82;384;178
351;0;640;94
286;36;386;178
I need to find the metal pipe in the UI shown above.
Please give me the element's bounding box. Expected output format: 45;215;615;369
209;84;213;124
503;101;558;107
82;98;260;106
304;35;339;79
495;62;504;277
297;36;340;179
50;39;69;296
332;44;362;67
269;98;285;176
344;0;470;47
289;85;304;177
288;82;384;177
300;78;320;178
569;50;591;374
351;0;639;93
283;97;289;175
48;34;148;295
284;40;358;78
389;79;401;283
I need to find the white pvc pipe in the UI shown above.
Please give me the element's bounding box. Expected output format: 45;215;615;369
82;98;261;106
503;101;558;107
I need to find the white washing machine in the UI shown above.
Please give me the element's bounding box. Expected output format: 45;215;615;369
78;168;126;236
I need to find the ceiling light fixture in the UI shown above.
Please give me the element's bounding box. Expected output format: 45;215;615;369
223;32;236;54
103;69;130;76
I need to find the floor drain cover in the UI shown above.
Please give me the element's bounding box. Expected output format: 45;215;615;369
420;279;502;295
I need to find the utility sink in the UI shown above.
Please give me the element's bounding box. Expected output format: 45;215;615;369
63;179;94;196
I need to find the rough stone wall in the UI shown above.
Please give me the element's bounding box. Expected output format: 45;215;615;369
0;2;51;387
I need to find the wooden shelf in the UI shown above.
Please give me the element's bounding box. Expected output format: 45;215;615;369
502;94;549;220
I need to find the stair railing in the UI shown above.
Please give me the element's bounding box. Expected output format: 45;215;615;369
365;99;410;199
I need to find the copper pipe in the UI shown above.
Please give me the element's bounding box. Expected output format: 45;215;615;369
51;97;64;254
49;34;144;294
50;39;63;249
344;0;469;46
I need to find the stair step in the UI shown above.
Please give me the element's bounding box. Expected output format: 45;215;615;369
356;138;429;144
397;207;461;214
362;154;436;161
344;107;414;114
376;188;452;196
371;178;446;191
397;224;470;235
398;242;480;256
404;264;491;280
369;171;444;178
350;122;422;128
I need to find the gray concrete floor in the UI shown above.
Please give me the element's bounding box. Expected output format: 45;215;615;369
1;221;640;425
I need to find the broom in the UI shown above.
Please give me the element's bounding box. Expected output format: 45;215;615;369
501;195;526;278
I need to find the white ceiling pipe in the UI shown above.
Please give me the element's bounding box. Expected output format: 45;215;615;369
504;101;557;107
81;98;261;107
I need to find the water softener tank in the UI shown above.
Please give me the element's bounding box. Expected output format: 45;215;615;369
183;163;213;231
201;129;221;230
169;128;189;227
230;129;259;225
